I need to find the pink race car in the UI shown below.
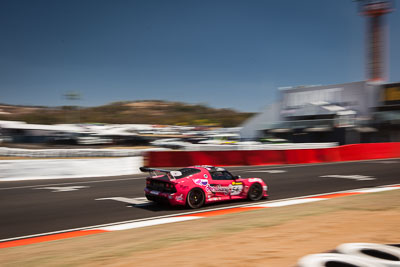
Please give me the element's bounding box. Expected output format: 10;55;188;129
140;165;268;209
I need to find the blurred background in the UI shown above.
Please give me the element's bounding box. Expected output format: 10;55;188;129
0;2;399;266
0;0;399;152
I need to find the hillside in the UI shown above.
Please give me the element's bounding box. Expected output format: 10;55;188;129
0;101;254;127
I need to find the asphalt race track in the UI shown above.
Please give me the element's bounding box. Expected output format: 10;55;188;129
1;158;399;240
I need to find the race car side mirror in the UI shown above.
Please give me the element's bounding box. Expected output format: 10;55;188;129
234;175;241;179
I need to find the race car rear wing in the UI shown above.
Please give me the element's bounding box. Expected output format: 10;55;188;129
139;167;182;181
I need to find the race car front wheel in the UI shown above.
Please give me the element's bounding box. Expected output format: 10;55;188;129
187;188;205;209
247;183;263;201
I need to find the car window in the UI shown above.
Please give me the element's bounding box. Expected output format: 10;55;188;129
153;168;200;181
211;171;234;180
174;168;201;179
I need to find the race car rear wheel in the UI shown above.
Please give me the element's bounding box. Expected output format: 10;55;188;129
187;188;205;209
247;183;263;201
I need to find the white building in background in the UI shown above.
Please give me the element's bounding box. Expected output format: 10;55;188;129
240;81;383;143
240;102;281;140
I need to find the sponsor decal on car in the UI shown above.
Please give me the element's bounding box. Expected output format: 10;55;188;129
194;179;209;186
208;185;230;195
248;178;263;183
175;194;184;202
196;181;244;196
194;179;214;192
207;197;222;202
229;183;244;196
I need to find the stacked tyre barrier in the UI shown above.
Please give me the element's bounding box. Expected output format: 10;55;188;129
297;243;400;267
146;143;400;167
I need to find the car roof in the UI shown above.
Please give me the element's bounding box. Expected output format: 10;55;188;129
189;165;227;172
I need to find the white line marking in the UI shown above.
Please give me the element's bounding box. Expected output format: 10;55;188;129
98;216;200;231
368;160;399;164
0;176;146;191
320;175;375;181
250;198;324;208
34;186;89;192
247;170;286;173
353;187;399;193
96;197;152;206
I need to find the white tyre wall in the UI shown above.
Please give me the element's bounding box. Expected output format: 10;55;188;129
336;243;400;267
297;253;385;267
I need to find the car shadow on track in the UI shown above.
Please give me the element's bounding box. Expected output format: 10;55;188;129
129;198;264;212
128;202;186;212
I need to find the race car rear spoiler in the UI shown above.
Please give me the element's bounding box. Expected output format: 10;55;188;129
139;167;182;181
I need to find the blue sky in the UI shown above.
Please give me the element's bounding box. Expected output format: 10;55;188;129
0;0;399;112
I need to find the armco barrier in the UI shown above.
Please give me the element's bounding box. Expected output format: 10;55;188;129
338;143;400;161
285;149;320;164
243;150;287;165
317;147;342;162
146;143;400;167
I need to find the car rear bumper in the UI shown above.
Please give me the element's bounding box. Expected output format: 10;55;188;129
144;188;186;206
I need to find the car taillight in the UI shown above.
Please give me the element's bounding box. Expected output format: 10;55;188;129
146;180;150;185
166;183;175;190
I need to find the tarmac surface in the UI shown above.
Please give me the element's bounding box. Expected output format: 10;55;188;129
1;158;399;240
